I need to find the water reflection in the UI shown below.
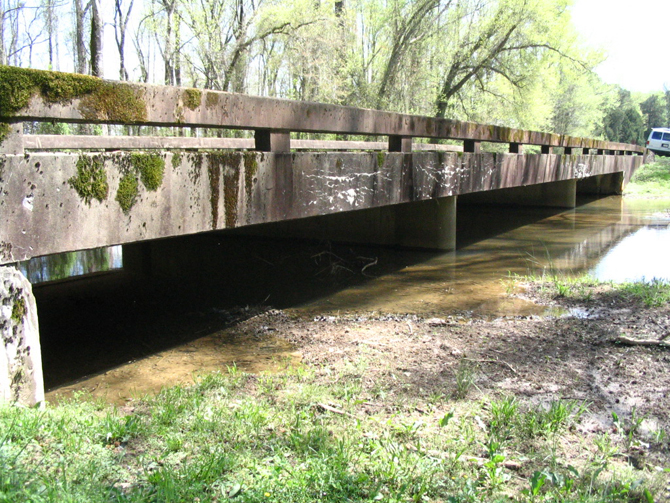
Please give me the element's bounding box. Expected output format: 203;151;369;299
19;246;123;284
591;226;670;282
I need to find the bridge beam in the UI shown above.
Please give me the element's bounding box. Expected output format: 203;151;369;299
459;179;577;209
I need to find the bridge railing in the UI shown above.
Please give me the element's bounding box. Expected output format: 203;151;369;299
0;66;644;156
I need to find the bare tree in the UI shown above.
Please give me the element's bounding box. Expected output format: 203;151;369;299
114;0;134;80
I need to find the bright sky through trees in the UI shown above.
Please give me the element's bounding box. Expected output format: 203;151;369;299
571;0;670;93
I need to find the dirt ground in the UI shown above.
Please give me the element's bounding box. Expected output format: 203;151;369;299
227;284;670;468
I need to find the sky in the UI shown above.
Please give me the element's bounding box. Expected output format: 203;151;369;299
570;0;670;93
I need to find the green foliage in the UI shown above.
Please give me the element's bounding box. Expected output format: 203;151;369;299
625;157;670;198
115;173;139;213
602;88;645;145
0;363;663;503
68;155;109;204
619;278;670;307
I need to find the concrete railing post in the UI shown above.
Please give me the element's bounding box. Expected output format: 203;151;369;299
463;139;480;153
255;129;290;152
541;145;551;154
1;266;44;406
388;135;412;152
509;143;523;154
564;147;573;155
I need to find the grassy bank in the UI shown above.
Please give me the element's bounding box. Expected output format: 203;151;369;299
625;157;670;198
1;357;665;502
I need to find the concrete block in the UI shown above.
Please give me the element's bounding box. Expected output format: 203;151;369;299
0;266;44;406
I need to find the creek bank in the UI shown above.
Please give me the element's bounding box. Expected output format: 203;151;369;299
220;281;670;469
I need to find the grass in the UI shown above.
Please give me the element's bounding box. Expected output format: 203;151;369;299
625;157;670;198
0;363;664;502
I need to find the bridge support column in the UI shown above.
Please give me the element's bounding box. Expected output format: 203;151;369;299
122;242;154;278
0;266;44;406
577;172;624;195
394;197;457;250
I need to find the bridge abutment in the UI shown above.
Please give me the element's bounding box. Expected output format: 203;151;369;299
577;172;624;196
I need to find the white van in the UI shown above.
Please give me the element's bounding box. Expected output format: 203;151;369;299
646;128;670;157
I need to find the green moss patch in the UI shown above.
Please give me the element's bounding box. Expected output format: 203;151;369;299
243;152;258;199
205;92;220;109
68;155;109;204
183;89;202;111
171;151;183;170
11;296;26;323
131;153;165;191
0;122;10;144
116;173;139;213
0;65;146;124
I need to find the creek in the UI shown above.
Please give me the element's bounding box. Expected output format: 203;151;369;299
37;195;670;404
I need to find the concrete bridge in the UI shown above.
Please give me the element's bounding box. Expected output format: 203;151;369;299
0;66;644;404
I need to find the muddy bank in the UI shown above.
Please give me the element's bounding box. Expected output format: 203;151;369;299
177;283;669;469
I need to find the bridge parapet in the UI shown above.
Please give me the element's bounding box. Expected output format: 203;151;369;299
1;66;643;155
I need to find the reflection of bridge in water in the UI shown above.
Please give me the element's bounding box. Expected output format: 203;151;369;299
0;66;645;405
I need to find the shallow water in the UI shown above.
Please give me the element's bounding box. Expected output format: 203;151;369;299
44;195;670;404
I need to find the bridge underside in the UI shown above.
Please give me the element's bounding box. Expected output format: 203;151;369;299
0;151;640;264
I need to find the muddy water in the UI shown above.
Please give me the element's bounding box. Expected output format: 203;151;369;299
44;196;670;404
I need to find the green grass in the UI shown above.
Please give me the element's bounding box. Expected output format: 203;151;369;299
0;364;664;502
625;158;670;198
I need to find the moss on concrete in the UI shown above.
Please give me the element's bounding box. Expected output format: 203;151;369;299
171;151;183;170
377;152;385;169
243;152;258;199
183;89;202;111
131;153;165;191
0;65;147;123
205;92;220;109
116;173;139;213
11;296;26;323
79;82;147;123
68;155;109;204
0;122;10;145
207;152;241;229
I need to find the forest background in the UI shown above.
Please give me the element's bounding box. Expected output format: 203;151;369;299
1;0;668;145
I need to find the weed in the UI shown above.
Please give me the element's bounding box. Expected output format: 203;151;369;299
454;360;476;399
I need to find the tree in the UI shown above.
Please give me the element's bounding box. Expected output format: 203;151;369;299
602;89;645;145
114;0;134;80
433;0;588;119
640;94;667;135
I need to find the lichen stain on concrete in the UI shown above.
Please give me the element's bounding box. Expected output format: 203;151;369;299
207;152;241;229
243;152;259;214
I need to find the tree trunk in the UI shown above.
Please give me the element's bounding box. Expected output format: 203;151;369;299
90;0;103;77
74;0;88;74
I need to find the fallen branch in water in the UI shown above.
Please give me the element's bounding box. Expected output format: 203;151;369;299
616;336;670;348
